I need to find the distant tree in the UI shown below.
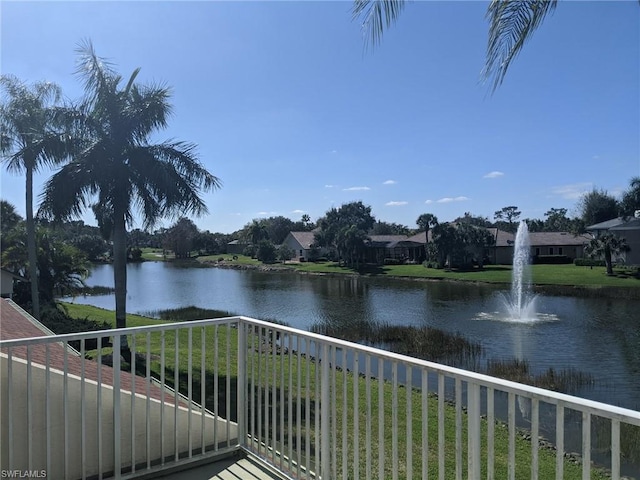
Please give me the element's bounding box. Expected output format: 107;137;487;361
71;234;109;261
1;74;67;319
619;177;640;218
578;189;619;227
370;220;410;235
1;200;22;251
432;222;462;269
316;201;375;266
128;228;155;248
585;233;629;276
458;223;495;268
265;216;297;244
416;213;439;263
494;206;521;233
543;208;571;232
301;213;314;230
277;244;294;263
256;239;278;263
524;218;544;232
248;220;269;245
454;212;491;228
1;200;22;231
164;218;199;258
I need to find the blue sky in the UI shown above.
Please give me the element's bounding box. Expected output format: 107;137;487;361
1;1;639;234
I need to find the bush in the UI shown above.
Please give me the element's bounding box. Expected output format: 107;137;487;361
533;255;571;264
383;258;402;265
574;258;606;267
256;240;277;263
40;304;111;350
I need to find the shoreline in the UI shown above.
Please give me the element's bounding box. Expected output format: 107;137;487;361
199;259;640;300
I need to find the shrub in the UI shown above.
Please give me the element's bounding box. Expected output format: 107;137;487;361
534;255;571;264
573;258;606;267
383;258;402;265
256;240;277;263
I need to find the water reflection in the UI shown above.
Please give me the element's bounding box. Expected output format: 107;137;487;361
66;262;640;410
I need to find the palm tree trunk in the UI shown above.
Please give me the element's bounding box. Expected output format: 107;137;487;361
112;210;130;360
25;166;40;319
604;245;614;276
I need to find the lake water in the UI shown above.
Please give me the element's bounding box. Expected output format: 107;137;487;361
66;262;640;410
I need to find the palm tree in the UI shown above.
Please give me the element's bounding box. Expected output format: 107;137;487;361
1;75;66;319
39;41;220;354
585;233;629;276
352;0;636;91
416;213;438;262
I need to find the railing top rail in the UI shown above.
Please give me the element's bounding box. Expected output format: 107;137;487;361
0;315;243;346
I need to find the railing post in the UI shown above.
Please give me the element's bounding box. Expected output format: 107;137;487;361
467;383;481;480
237;319;247;448
112;334;122;480
320;343;330;479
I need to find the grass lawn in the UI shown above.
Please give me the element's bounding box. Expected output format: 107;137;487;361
62;303;612;479
291;261;640;288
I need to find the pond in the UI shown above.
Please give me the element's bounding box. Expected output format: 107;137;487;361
65;261;640;411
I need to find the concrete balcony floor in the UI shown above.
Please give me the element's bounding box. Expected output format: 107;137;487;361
156;453;287;480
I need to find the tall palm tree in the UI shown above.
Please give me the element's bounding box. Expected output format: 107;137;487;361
39;41;220;353
1;75;66;319
352;0;638;91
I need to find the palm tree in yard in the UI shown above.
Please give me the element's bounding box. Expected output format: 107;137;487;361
1;75;67;319
39;41;220;356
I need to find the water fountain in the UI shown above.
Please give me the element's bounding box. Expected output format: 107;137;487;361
504;220;537;321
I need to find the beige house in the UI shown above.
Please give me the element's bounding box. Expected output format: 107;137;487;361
282;231;320;261
587;216;640;265
529;232;591;261
0;268;24;298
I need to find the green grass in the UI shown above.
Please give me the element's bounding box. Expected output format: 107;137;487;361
62;303;615;479
291;261;640;288
196;253;262;266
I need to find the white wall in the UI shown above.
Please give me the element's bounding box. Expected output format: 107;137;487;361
0;354;237;479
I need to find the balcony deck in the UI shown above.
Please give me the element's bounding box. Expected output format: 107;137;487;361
157;454;285;480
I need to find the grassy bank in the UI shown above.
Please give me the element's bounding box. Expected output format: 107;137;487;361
188;254;640;290
62;303;613;479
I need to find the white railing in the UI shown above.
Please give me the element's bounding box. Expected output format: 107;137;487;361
2;316;640;480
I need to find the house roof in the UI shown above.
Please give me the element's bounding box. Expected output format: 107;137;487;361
586;217;627;230
609;218;640;231
0;298;180;405
528;232;591;246
287;231;317;249
486;228;515;248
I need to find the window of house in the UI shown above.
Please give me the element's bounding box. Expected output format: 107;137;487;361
535;248;540;256
559;247;563;255
549;247;554;255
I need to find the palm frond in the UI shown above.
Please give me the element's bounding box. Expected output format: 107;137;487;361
352;0;408;49
484;0;558;92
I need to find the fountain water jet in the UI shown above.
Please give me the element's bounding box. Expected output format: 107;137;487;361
504;221;537;321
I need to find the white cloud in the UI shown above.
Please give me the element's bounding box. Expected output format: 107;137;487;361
437;196;469;203
257;211;278;216
385;201;408;206
325;184;335;188
550;183;592;200
483;171;504;179
291;209;305;214
330;150;338;154
425;200;434;204
343;186;371;191
383;180;397;185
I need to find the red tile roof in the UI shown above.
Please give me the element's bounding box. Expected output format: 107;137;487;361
0;298;180;405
